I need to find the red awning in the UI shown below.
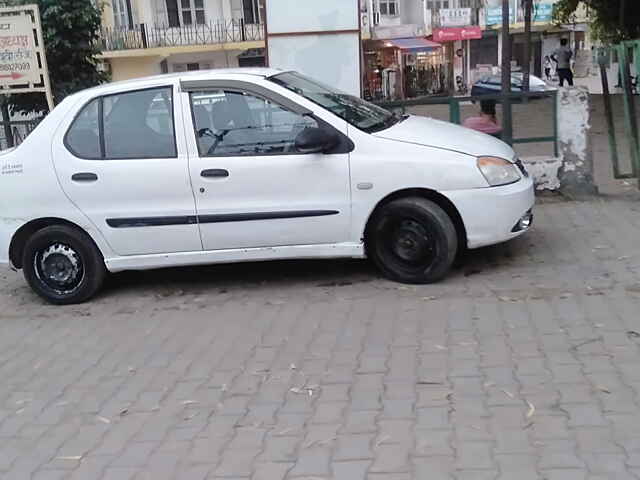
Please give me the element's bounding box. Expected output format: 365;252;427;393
385;37;442;53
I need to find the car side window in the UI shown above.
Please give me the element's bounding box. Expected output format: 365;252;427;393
104;87;176;159
65;98;101;159
190;89;317;157
65;86;176;160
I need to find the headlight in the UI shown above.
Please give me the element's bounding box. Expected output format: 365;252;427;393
477;156;521;186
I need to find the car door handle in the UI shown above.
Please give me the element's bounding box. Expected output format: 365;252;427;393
71;172;98;182
201;169;229;178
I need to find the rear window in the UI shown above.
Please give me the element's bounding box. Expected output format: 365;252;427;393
65;98;101;159
65;87;177;160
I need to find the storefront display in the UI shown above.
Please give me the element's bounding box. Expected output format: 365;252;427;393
363;38;450;101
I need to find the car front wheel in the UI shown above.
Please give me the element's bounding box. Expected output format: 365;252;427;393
22;225;106;305
367;197;458;284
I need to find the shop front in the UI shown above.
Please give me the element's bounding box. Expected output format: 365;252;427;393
363;37;446;101
433;26;483;94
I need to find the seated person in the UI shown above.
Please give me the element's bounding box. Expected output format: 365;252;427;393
462;100;502;138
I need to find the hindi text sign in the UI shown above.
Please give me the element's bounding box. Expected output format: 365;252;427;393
0;15;39;86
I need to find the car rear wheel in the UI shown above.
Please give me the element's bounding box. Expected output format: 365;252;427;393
22;225;106;305
367;197;458;284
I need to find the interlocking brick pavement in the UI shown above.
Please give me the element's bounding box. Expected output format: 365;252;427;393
2;196;640;479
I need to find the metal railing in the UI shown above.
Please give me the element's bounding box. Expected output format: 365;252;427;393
377;90;559;157
101;20;265;52
600;40;640;184
0;118;43;150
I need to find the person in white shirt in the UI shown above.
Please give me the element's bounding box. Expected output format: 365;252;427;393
552;38;574;86
543;56;552;81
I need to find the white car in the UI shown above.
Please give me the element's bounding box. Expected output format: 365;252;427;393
0;68;534;304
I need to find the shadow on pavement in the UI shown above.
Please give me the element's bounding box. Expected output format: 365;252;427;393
103;234;532;297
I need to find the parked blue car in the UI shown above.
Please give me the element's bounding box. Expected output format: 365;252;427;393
471;73;554;98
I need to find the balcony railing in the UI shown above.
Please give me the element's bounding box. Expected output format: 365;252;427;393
101;20;265;52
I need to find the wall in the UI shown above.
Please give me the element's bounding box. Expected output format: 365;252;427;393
266;0;361;96
102;0;116;29
400;0;423;26
522;87;596;195
108;56;164;82
167;50;240;71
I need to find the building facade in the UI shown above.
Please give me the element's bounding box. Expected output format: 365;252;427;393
99;0;266;81
360;0;596;99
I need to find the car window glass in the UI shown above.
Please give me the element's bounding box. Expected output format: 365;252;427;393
269;72;396;133
103;87;176;159
66;98;101;159
190;90;317;156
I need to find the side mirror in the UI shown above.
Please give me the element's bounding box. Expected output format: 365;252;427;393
295;127;338;154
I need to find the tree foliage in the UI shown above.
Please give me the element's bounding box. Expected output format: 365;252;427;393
553;0;640;44
4;0;108;115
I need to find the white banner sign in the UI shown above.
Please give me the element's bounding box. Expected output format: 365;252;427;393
439;8;472;27
0;15;39;86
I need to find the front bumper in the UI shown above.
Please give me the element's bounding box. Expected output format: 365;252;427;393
444;175;535;249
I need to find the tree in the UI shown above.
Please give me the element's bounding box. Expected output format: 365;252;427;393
554;0;640;43
4;0;108;115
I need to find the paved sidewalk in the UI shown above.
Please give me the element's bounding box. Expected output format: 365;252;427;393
2;196;640;479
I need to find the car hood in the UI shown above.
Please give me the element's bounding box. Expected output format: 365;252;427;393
373;115;516;160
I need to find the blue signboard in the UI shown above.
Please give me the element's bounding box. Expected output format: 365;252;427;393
486;2;555;26
486;6;514;26
533;2;554;22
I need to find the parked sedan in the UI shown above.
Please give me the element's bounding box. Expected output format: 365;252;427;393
471;73;553;97
0;68;534;304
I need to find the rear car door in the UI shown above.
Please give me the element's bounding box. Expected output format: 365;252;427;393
181;81;352;251
52;84;202;256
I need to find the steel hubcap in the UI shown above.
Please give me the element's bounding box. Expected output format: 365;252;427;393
36;243;83;294
390;220;433;263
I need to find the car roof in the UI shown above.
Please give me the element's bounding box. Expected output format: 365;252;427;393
82;67;285;94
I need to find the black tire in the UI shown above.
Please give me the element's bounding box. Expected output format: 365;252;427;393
366;197;458;284
22;225;106;305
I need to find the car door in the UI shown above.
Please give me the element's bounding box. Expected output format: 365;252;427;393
52;83;202;256
181;81;351;251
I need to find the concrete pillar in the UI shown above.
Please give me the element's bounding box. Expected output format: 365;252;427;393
557;87;597;195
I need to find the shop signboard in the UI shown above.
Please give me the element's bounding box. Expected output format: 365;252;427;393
486;6;514;26
532;2;554;23
0;5;52;110
439;8;472;28
486;1;555;26
433;26;482;42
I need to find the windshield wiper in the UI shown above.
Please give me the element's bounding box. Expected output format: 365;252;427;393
364;114;403;133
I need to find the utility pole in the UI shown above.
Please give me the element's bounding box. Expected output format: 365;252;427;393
501;0;513;144
522;0;533;92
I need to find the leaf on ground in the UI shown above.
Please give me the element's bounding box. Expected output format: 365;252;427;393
526;400;536;419
501;389;515;399
119;408;129;417
627;331;640;339
597;386;612;394
375;435;391;447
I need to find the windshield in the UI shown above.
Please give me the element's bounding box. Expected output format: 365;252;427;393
269;71;400;133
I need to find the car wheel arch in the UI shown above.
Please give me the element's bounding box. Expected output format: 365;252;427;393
363;188;468;253
9;218;102;269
